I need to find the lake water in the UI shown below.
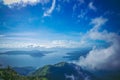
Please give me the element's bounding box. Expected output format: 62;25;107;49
0;50;71;67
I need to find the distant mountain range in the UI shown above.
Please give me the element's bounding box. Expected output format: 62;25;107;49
0;50;53;57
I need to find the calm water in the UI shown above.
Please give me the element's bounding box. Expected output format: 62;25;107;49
0;50;71;67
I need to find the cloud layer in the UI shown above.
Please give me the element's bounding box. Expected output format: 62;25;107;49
75;17;120;70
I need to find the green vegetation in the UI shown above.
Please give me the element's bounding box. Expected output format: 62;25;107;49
0;62;98;80
1;62;119;80
0;62;97;80
32;62;96;80
0;66;43;80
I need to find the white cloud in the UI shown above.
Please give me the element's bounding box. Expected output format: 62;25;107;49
74;17;120;70
28;40;83;49
0;40;81;48
43;0;56;17
90;17;108;31
51;40;80;48
0;30;101;49
2;0;50;7
2;0;56;17
88;2;96;11
3;0;40;6
65;74;75;80
78;31;120;70
0;31;84;49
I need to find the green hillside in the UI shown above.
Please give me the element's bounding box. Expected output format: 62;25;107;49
32;62;97;80
0;62;96;80
0;66;42;80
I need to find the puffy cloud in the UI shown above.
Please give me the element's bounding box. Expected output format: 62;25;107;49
2;0;50;7
3;0;40;6
2;0;55;16
43;0;56;16
88;2;96;11
90;17;108;31
75;17;120;70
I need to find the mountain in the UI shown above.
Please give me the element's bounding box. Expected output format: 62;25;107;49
0;66;40;80
0;50;53;57
31;62;98;80
1;62;119;80
0;66;26;80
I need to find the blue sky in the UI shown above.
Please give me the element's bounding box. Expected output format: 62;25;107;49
0;0;120;70
0;0;120;48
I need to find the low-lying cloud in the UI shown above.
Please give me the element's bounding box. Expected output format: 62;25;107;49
75;17;120;70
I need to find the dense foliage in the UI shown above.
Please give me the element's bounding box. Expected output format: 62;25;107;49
0;66;45;80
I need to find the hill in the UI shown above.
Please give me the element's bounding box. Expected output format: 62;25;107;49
13;67;36;76
32;62;97;80
1;62;120;80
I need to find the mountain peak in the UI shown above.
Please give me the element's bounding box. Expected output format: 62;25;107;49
54;62;69;67
31;62;97;80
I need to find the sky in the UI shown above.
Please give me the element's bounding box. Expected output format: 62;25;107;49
0;0;120;48
0;0;120;70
